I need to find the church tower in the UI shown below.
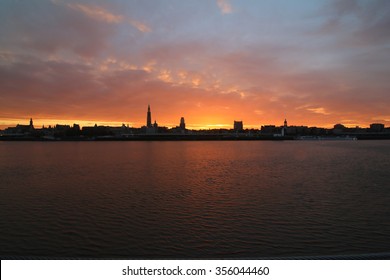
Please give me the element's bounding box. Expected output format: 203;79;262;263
180;117;185;130
29;118;34;130
147;105;152;128
282;119;287;137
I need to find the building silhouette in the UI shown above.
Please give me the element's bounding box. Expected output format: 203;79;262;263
180;117;186;131
234;121;243;132
333;123;346;134
1;107;389;140
3;118;35;135
145;105;158;134
282;119;288;136
146;104;152;128
369;123;384;132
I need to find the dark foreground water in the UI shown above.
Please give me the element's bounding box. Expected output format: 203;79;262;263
0;141;389;259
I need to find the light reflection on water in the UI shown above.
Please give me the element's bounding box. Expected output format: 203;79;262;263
0;141;389;258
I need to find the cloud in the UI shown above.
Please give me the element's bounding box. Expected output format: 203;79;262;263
57;1;151;33
0;54;149;122
0;1;389;129
66;3;123;23
0;53;277;128
0;0;116;58
0;0;151;59
313;0;390;45
132;34;389;127
128;19;152;33
307;107;331;115
1;50;388;129
217;0;233;14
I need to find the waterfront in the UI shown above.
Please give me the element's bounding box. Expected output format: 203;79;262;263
0;141;389;259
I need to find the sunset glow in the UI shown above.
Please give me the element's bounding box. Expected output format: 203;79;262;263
0;0;389;129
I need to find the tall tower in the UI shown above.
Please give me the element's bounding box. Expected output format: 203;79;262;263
147;105;152;128
180;117;185;130
29;118;34;130
282;119;288;137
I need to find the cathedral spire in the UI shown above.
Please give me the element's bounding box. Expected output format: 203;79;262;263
147;105;152;128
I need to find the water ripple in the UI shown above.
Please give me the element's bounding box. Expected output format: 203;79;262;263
0;141;389;258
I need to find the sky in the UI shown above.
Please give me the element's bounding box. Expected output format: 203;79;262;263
0;0;389;129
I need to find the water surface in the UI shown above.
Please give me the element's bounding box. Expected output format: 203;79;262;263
0;141;389;258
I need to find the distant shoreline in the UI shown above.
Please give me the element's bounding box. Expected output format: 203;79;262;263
1;134;390;141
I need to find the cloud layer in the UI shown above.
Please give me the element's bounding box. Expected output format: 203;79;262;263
0;0;389;129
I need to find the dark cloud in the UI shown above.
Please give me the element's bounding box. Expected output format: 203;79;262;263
0;0;117;58
314;0;390;45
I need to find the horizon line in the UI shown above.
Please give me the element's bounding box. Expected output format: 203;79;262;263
0;117;387;131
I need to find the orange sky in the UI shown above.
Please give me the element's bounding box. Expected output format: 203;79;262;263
0;0;389;129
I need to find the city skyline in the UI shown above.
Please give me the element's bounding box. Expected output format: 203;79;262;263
2;104;388;132
1;0;389;129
